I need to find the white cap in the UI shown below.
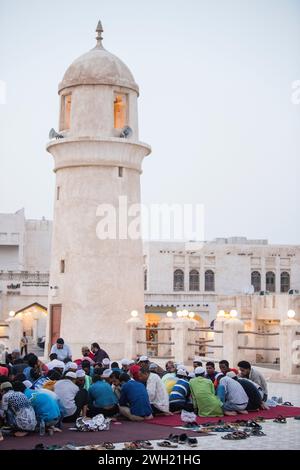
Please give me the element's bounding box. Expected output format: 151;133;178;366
23;380;32;389
177;368;188;377
121;358;131;366
227;371;237;378
65;362;78;371
101;368;113;378
128;360;135;365
137;355;149;363
102;358;110;366
76;369;86;378
193;356;202;363
65;372;77;379
188;371;195;378
194;366;205;375
47;359;65;371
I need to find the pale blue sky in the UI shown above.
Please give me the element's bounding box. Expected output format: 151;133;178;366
0;0;300;243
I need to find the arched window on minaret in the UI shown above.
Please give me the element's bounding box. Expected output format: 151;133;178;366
114;94;126;129
60;94;72;131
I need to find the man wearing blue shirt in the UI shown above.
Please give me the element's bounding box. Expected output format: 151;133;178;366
118;373;153;421
88;374;118;417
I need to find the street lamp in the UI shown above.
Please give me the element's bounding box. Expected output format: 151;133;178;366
230;309;238;318
287;309;296;319
131;310;138;317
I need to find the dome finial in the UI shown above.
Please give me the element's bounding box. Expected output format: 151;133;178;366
95;20;104;48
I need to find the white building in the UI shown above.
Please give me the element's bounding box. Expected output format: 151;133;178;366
1;210;299;363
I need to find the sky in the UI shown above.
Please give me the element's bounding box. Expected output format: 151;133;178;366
0;0;300;244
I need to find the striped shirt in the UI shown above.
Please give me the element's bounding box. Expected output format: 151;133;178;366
169;378;190;404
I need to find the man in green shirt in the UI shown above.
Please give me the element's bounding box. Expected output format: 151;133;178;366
189;367;223;417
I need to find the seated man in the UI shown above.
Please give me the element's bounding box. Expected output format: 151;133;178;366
189;367;223;417
218;360;238;376
169;368;193;412
219;375;249;415
87;374;118;418
205;361;218;382
118;373;153;421
162;361;178;394
0;381;37;437
139;367;170;415
54;372;88;422
226;371;264;411
237;360;268;401
23;381;61;433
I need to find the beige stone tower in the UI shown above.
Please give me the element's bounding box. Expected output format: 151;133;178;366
45;21;151;358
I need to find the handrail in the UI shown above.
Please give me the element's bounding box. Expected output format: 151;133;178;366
238;346;280;351
188;328;223;333
238;331;279;336
136;327;175;331
137;341;174;345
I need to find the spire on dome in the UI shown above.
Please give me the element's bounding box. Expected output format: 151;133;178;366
95;20;104;49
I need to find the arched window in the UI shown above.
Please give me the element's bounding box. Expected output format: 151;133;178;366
174;269;184;291
114;94;126;129
144;269;147;291
205;270;215;292
251;271;261;292
189;270;199;291
266;271;275;292
280;271;290;293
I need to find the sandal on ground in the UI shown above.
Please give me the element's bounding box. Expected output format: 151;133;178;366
124;441;142;450
294;416;300;420
222;431;249;440
101;442;115;450
282;402;293;407
157;440;178;448
273;415;287;423
246;421;262;429
135;440;154;449
251;429;266;436
187;437;198;447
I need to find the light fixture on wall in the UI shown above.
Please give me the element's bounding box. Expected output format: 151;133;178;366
182;309;189;317
166;311;173;318
217;310;225;318
131;310;138;317
9;311;15;317
188;312;195;318
177;310;183;317
287;309;296;319
230;309;238;318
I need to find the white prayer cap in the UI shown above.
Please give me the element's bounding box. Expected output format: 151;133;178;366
65;372;77;379
194;366;205;375
76;369;86;378
188;371;195;378
193;356;202;363
47;359;65;370
102;358;110;366
177;368;188;377
128;360;135;365
121;358;131;366
101;368;113;378
65;362;78;371
137;355;149;363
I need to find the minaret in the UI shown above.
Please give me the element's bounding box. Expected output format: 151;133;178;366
45;21;151;358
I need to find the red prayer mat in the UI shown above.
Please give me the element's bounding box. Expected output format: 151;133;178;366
145;405;300;427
